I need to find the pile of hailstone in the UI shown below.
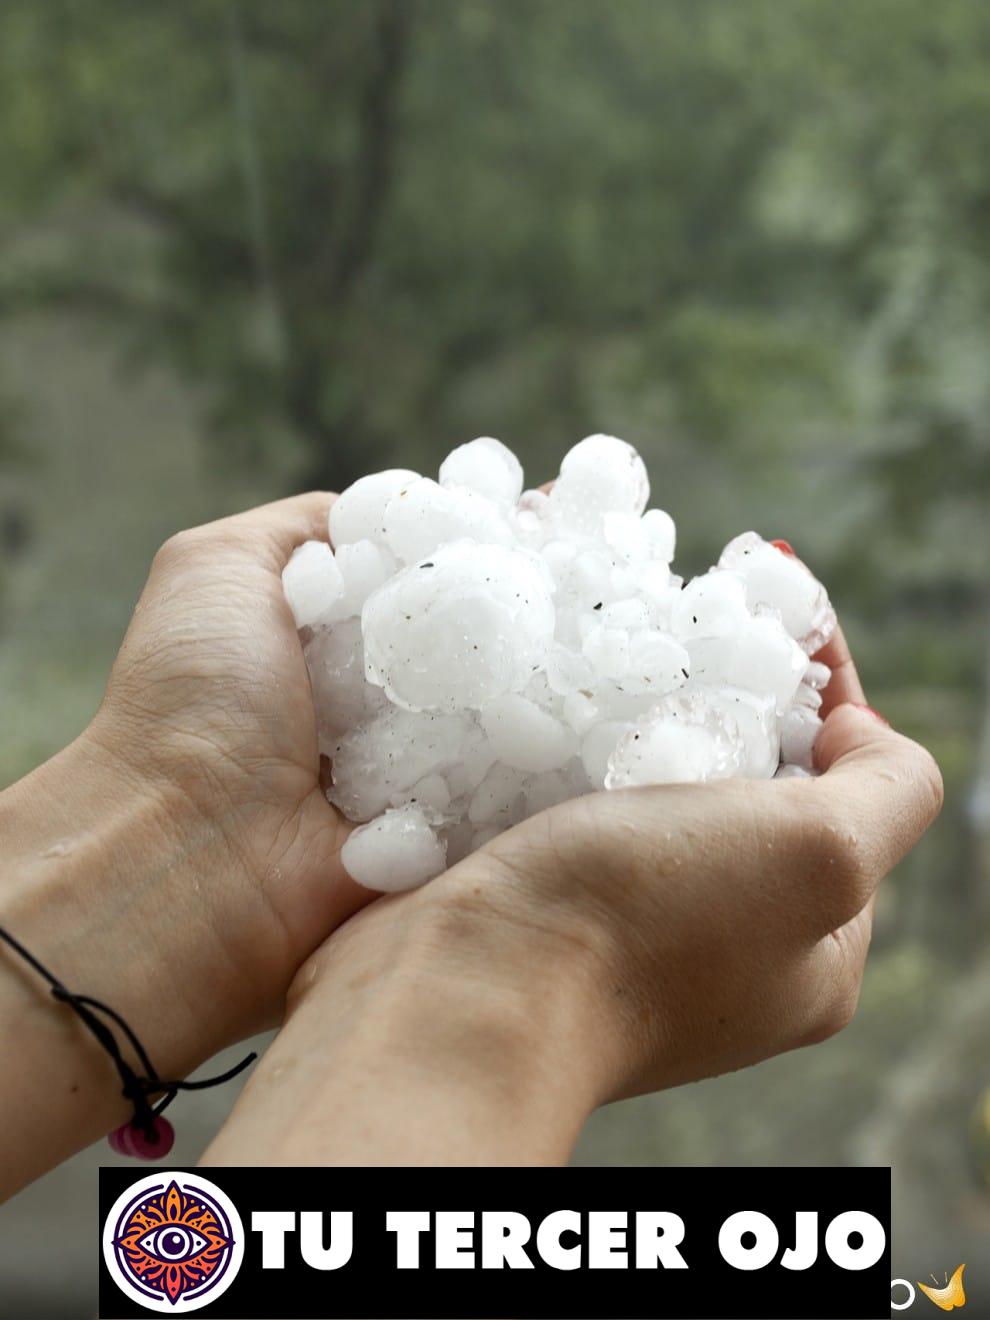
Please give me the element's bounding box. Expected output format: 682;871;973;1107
282;436;836;893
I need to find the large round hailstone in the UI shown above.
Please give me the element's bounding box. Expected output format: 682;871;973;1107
439;436;523;511
284;433;838;892
329;469;419;548
382;477;512;564
341;805;447;892
605;693;742;789
548;434;650;532
719;532;836;654
361;540;555;712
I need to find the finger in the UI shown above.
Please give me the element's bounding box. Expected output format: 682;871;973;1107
154;491;338;578
801;703;943;928
813;621;866;716
218;491;337;566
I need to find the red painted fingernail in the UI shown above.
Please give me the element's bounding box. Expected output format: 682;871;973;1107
851;702;889;726
771;538;796;557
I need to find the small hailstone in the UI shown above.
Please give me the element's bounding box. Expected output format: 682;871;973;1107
719;531;836;654
780;703;823;772
805;660;832;690
286;435;838;891
282;540;345;628
334;539;393;618
304;619;385;745
670;570;750;639
468;762;527;826
329;470;419;548
382;477;512;563
581;720;633;788
329;706;471;821
341;805;447;892
439;436;523;510
641;508;676;563
480;694;576;772
549;434;650;532
623;631;691;695
605;692;742;789
686;613;808;713
546;644;595;695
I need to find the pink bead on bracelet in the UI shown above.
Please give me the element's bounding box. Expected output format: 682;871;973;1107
109;1116;176;1160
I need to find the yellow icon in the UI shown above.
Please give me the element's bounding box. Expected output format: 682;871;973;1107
918;1264;966;1312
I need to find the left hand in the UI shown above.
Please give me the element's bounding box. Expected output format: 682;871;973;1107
0;493;365;1194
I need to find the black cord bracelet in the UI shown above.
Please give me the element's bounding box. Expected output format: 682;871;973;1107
0;922;256;1160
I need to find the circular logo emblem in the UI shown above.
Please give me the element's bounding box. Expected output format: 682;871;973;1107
102;1172;244;1313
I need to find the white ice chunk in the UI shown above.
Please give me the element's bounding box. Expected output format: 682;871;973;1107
329;706;472;821
480;694;576;772
605;692;742;788
333;539;393;618
341;805;447;892
549;434;650;532
581;720;633;788
641;508;676;562
304;619;386;744
439;436;524;510
362;540;555;712
687;613;808;713
718;532;836;654
780;703;823;772
288;436;839;890
670;570;750;639
282;540;345;629
382;477;512;563
330;470;419;548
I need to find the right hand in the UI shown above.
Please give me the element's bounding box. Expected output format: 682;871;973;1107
202;627;942;1167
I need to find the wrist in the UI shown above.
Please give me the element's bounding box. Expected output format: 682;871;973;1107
0;726;257;1190
205;869;615;1167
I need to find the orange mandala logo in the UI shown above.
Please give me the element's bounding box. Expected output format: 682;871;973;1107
103;1173;244;1312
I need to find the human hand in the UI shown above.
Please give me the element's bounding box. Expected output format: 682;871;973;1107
0;494;363;1192
201;626;943;1166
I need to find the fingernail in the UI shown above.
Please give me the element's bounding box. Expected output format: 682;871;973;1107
851;702;889;726
771;538;796;557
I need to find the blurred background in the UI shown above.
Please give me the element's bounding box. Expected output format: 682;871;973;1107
1;0;988;1314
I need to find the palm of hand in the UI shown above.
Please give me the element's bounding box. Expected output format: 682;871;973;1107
96;495;359;1004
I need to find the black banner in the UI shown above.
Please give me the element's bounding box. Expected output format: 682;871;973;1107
98;1165;890;1319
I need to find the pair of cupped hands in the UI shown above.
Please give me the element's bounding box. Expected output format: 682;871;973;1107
0;493;943;1191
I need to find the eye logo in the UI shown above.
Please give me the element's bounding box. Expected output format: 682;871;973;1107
102;1172;244;1312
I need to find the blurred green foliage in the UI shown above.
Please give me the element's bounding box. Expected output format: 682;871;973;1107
0;0;987;560
0;2;987;1242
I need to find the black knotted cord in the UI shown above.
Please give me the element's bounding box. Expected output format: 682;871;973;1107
0;923;256;1143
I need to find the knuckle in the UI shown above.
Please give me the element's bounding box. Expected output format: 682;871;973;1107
798;818;872;924
802;979;861;1046
821;979;862;1040
154;527;203;568
914;744;945;820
